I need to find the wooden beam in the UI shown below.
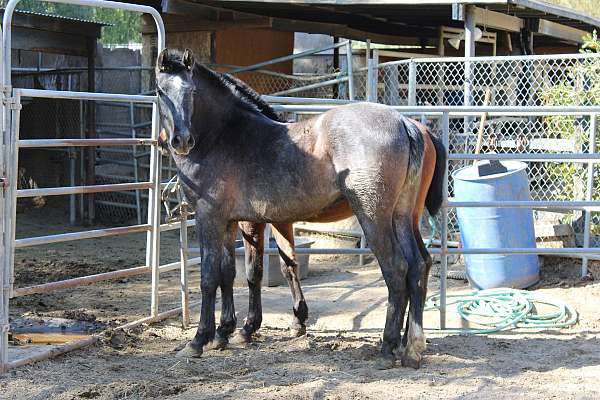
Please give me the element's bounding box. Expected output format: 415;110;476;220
196;1;507;4
141;14;272;33
271;18;433;46
536;19;587;44
12;26;88;56
378;49;441;59
2;10;103;39
162;0;215;17
473;6;523;33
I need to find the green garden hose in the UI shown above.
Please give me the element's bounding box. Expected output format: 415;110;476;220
424;288;578;334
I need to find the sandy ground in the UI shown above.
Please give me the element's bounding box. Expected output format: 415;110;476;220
2;205;600;399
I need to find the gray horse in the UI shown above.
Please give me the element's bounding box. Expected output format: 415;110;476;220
156;48;446;369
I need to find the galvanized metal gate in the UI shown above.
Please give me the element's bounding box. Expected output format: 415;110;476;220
0;0;170;374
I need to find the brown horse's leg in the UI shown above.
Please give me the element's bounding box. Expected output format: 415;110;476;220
400;221;433;353
399;123;437;368
393;214;430;369
231;222;265;344
272;223;308;337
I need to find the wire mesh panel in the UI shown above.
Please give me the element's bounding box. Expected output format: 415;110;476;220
377;55;599;107
241;70;346;99
378;63;410;105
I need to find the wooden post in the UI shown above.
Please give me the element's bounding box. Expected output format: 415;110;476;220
473;89;493;162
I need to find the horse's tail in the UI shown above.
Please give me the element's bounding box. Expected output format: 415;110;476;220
425;132;447;216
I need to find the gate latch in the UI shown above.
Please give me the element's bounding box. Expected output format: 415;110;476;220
3;96;21;110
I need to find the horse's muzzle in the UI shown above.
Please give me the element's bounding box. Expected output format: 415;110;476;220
171;133;195;155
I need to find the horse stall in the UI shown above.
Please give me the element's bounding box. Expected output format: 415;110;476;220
2;0;600;399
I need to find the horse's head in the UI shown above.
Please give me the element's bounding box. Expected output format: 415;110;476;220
155;48;196;156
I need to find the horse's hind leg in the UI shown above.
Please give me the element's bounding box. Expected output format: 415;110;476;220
272;223;308;337
400;221;433;353
232;222;266;344
340;176;410;368
354;213;409;369
395;214;428;369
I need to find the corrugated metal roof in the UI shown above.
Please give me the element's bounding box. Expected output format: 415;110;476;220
0;8;112;27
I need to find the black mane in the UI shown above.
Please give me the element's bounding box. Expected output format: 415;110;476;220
159;49;285;123
219;73;285;122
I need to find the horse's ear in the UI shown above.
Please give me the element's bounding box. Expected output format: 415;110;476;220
182;48;195;71
157;48;170;72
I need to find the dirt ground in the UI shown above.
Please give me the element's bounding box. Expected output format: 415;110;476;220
2;205;600;399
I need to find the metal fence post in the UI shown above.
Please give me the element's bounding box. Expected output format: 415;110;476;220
0;22;7;375
359;233;367;266
130;102;142;225
7;92;20;298
148;102;162;318
439;111;450;329
408;60;417;106
366;42;374;102
582;113;597;277
345;41;354;101
263;224;272;281
367;49;379;103
179;209;190;328
0;91;21;373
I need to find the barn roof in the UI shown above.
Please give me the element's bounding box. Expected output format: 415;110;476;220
0;8;105;56
192;0;600;35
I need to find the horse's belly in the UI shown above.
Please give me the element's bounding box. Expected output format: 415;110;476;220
305;198;353;222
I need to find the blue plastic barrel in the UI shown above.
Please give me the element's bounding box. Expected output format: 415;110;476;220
453;161;539;289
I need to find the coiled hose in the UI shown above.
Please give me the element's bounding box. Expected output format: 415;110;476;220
424;288;578;334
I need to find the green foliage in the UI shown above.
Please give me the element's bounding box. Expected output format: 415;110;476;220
3;0;141;44
541;31;600;209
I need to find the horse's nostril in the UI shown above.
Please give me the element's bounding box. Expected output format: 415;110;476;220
171;135;182;148
187;136;195;148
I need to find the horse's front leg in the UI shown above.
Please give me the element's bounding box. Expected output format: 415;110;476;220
211;221;239;349
232;222;265;344
272;223;308;337
177;216;228;358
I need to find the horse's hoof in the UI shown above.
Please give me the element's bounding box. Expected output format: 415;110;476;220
230;330;252;346
175;342;203;358
290;325;306;337
393;345;406;360
203;335;228;351
374;356;396;370
400;354;423;369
